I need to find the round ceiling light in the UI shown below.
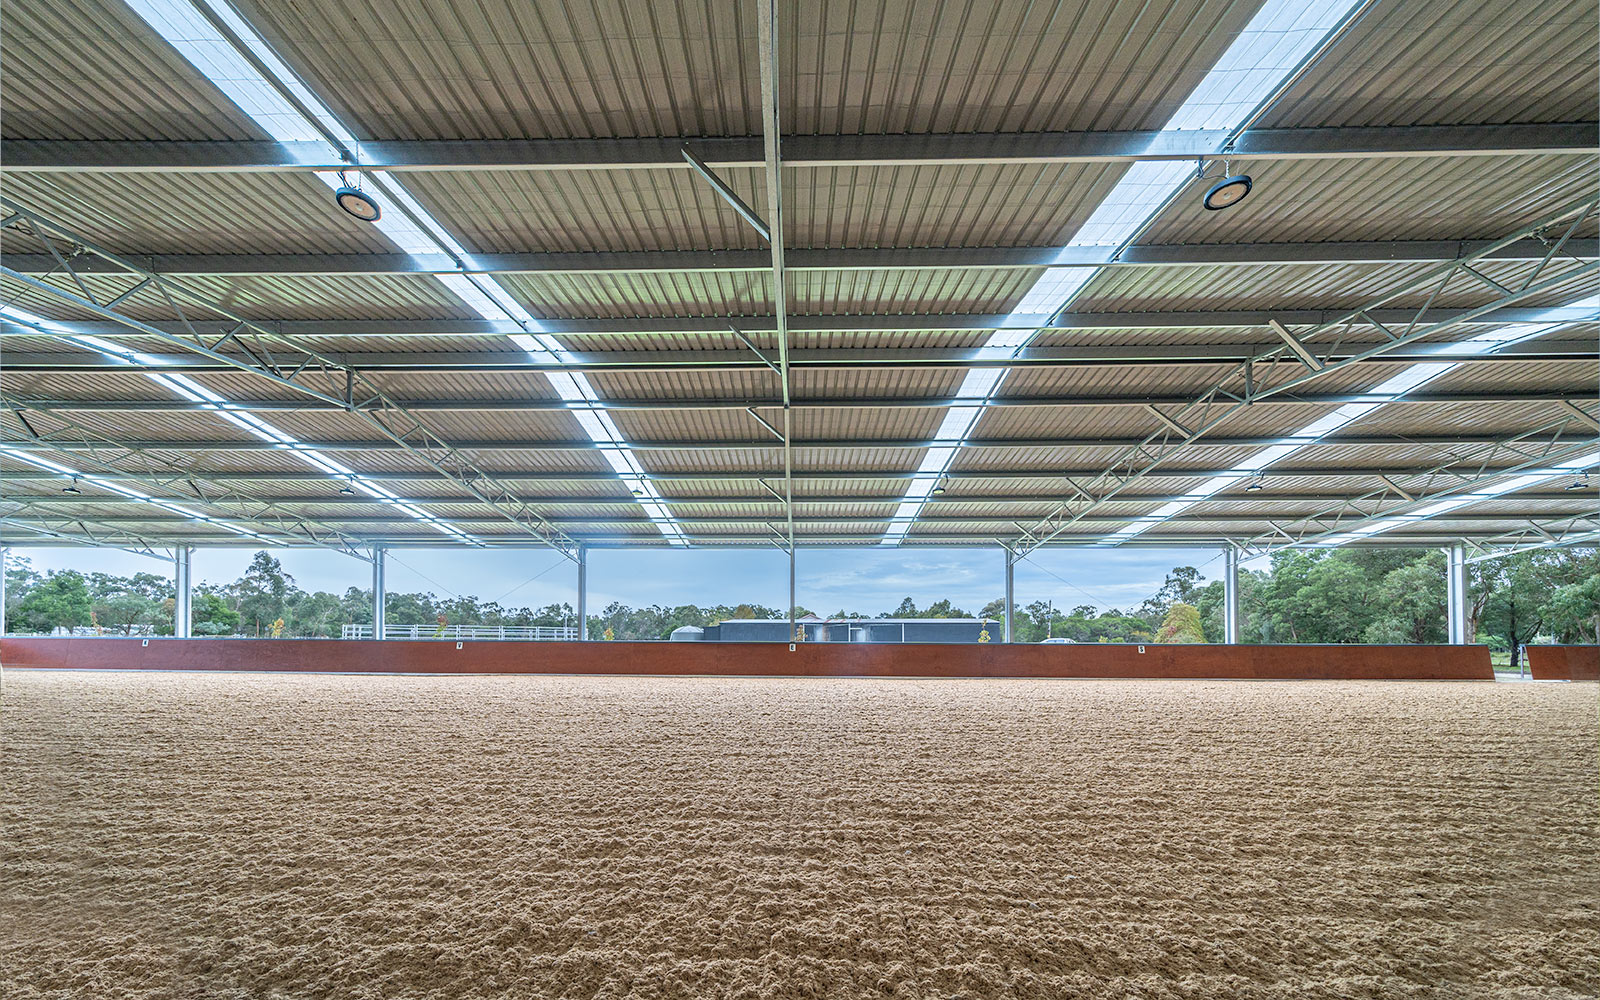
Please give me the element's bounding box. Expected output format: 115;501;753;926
334;186;381;222
62;478;82;495
1566;475;1591;492
1244;476;1264;492
1202;174;1253;211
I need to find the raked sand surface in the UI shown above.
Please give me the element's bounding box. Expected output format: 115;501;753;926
1;670;1595;999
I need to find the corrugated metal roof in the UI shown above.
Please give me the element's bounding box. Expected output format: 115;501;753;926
785;0;1256;134
3;0;1594;549
401;168;769;253
787;163;1124;248
503;271;770;319
1073;256;1594;313
230;0;760;140
790;267;1040;315
1256;0;1599;128
0;0;265;141
1143;153;1598;245
0;171;400;255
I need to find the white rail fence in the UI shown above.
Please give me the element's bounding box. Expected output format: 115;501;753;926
341;624;580;641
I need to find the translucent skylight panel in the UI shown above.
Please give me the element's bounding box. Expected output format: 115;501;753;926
1165;0;1356;131
1314;452;1599;546
123;0;328;142
1010;267;1098;316
1070;161;1198;247
123;0;684;545
876;0;1372;542
0;445;268;539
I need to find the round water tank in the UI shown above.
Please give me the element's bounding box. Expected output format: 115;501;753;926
670;626;705;641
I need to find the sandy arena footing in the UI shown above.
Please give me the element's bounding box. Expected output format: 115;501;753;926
2;670;1595;999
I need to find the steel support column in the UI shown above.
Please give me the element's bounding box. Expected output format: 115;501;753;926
789;546;797;640
371;545;386;640
1003;549;1016;643
173;545;193;638
1447;542;1468;644
1;546;8;636
576;547;587;641
1223;546;1241;645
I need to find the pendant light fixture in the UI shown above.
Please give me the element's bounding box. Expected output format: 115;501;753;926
333;171;381;222
1202;160;1253;211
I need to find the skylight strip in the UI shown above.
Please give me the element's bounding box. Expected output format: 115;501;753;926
119;0;686;545
2;305;484;544
0;445;269;539
879;0;1371;543
1311;451;1600;547
1098;313;1585;543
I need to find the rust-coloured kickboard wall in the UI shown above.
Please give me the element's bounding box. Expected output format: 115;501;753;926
1525;645;1600;681
0;637;1493;680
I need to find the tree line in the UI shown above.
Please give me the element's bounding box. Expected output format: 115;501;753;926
5;548;1595;662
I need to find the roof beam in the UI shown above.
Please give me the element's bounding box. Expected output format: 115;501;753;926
1;432;1574;453
5;511;1581;529
1236;414;1600;554
7;389;1590;415
7;308;1589;341
3;339;1589;375
8;491;1582;508
1462;514;1600;563
0;198;586;556
1007;195;1600;557
6;238;1591;277
6;530;1541;550
0;465;1556;486
5;123;1592;173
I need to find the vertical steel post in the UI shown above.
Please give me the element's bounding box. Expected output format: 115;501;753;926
371;545;386;640
173;545;193;638
1003;548;1015;643
576;546;587;641
1447;542;1468;644
788;545;797;640
1223;546;1240;644
0;546;8;636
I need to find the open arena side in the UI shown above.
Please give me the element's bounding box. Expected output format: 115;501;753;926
3;0;1599;995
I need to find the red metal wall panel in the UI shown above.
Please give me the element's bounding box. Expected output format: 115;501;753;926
0;637;1493;680
1525;645;1600;681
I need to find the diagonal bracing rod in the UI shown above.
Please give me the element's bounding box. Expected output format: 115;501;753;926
0;197;582;559
1007;195;1600;558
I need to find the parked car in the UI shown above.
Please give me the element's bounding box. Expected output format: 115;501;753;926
1039;637;1076;644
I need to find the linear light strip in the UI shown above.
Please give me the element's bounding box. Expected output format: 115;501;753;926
120;0;685;545
1098;307;1594;544
0;447;264;538
882;0;1369;544
1;306;480;543
1312;450;1600;547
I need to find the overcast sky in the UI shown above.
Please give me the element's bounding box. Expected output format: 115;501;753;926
6;544;1235;617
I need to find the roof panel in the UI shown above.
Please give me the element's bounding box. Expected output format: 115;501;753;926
0;172;400;256
0;0;265;141
788;0;1256;134
230;0;759;140
400;168;769;253
788;162;1124;248
1141;154;1598;245
1256;0;1599;128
